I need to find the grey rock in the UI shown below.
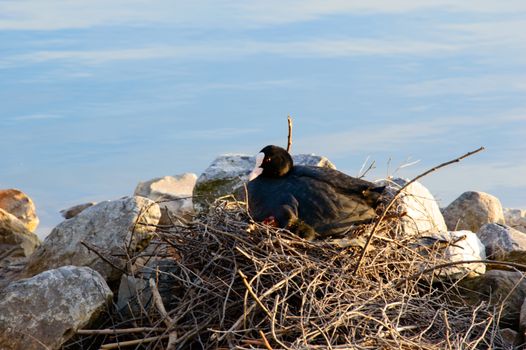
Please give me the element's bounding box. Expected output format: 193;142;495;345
292;154;336;168
0;189;39;232
477;223;526;259
442;191;505;232
381;178;447;236
460;270;526;329
0;266;112;350
520;298;526;334
504;208;526;234
117;274;148;315
135;173;197;225
499;328;520;347
193;153;336;211
117;258;179;317
24;196;161;282
60;202;96;219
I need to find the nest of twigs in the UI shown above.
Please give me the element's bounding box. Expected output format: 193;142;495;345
66;199;506;350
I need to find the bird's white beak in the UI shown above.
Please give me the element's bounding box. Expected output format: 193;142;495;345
248;152;264;181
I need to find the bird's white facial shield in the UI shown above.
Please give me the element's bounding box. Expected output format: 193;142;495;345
248;152;265;181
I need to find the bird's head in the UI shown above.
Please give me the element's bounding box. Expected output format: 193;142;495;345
248;145;293;181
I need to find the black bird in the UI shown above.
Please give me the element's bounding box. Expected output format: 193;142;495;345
246;145;384;240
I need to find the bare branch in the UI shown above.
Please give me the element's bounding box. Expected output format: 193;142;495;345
100;335;169;349
286;115;293;153
76;327;164;335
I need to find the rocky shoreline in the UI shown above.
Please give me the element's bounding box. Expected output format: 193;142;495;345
1;152;526;349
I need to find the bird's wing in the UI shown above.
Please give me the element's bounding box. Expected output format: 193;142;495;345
291;166;384;206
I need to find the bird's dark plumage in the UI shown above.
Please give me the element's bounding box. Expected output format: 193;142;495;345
247;145;384;239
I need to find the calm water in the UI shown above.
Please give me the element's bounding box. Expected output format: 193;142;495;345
1;2;525;238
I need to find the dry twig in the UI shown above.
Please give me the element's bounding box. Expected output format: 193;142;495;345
67;174;508;349
76;327;164;335
100;335;170;349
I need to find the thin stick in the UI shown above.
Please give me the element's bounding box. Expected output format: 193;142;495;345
76;327;164;335
243;338;266;346
358;159;376;179
243;182;249;213
80;241;127;275
443;310;452;349
238;269;272;319
100;335;169;349
271;294;292;350
286;116;293;153
259;330;274;350
20;332;51;350
150;278;179;350
0;246;18;261
353;146;485;274
149;278;173;326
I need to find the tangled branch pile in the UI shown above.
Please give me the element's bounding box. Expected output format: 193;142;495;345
68;199;505;349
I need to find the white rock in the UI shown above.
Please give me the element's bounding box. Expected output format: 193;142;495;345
477;223;526;259
442;191;505;232
0;266;112;350
24;196;161;282
60;202;96;219
419;230;486;278
193;153;336;211
0;189;39;232
292;154;336;168
504;208;526;233
381;178;447;236
135;173;197;224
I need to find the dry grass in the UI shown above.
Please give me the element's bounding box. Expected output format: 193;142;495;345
66;199;505;350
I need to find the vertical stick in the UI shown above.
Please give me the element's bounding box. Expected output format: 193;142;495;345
286;116;293;153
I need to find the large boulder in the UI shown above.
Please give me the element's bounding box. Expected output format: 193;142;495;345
0;266;112;350
0;189;39;232
193;153;336;211
504;208;526;234
24;196;161;282
381;178;447;236
442;191;505;232
460;270;526;329
477;223;526;260
60;202;96;219
417;230;485;278
134;173;197;224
